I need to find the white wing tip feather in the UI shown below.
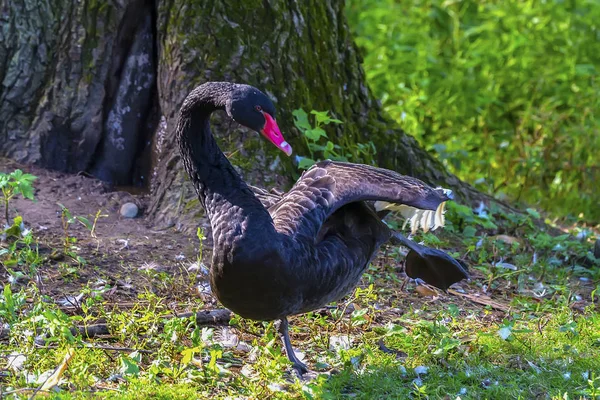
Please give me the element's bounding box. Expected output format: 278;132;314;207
376;201;448;234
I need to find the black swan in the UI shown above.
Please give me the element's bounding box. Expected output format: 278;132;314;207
177;82;469;374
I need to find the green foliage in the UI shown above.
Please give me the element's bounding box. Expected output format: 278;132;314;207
292;109;344;169
293;109;377;169
347;0;600;221
58;203;92;263
0;169;36;224
0;216;42;278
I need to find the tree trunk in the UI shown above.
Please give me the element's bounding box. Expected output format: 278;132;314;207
0;0;481;232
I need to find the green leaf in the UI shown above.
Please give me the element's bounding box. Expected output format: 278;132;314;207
526;208;541;219
76;216;92;230
463;226;477;238
58;203;72;220
17;185;34;200
3;216;24;238
310;110;331;124
298;158;317;170
3;285;15;319
292;109;311;131
181;347;200;365
304;127;328;142
119;354;141;376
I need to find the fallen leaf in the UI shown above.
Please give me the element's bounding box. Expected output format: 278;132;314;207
490;235;523;246
39;348;75;392
415;285;438;297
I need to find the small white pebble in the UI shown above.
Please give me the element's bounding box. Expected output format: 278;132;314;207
563;372;571;380
459;388;467;395
120;202;138;218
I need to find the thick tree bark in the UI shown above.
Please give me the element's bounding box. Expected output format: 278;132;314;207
0;0;157;185
0;0;481;232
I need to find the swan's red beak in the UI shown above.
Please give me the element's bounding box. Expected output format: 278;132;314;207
261;112;292;156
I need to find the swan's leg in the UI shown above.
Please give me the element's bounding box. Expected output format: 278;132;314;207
278;317;308;375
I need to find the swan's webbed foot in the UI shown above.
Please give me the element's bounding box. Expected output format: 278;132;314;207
278;317;308;376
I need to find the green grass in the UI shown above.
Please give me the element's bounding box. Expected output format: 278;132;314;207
346;0;600;222
2;199;600;399
2;288;599;398
1;170;600;400
313;307;600;399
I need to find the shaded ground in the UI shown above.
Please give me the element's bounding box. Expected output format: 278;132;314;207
0;158;211;306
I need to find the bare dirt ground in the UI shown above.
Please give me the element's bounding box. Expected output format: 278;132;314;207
0;157;216;310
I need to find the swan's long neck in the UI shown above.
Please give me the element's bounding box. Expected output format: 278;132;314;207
176;83;272;237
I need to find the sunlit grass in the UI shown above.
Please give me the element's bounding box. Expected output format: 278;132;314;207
1;176;600;399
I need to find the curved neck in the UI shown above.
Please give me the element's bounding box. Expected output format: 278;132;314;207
176;82;270;228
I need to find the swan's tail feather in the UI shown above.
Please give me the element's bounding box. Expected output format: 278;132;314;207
374;201;447;234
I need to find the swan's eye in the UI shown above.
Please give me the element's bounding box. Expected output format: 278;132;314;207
255;105;262;112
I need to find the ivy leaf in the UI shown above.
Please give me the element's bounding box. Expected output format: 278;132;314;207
119;352;141;376
304;127;328;142
292;109;311;131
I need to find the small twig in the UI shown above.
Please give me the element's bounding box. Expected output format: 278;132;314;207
447;288;510;312
87;345;152;353
38;343;153;354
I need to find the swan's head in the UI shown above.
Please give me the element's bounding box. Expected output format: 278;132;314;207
227;84;293;156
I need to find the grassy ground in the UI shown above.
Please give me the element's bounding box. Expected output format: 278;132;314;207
1;166;599;400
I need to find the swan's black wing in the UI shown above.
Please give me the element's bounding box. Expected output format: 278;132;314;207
390;232;470;290
269;160;451;239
